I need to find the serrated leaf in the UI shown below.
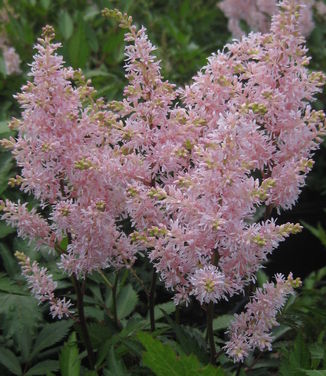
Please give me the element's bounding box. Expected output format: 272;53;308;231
138;332;224;376
59;332;80;376
0;293;42;336
25;360;59;375
31;320;74;359
162;309;209;363
0;347;22;375
0;273;23;294
14;326;33;363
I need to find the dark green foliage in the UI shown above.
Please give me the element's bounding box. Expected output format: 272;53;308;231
0;0;326;375
138;332;225;376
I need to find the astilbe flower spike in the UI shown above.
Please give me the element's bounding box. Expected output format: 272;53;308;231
218;0;321;38
125;0;325;306
0;25;139;315
15;251;73;319
224;273;301;361
115;0;324;360
1;0;325;363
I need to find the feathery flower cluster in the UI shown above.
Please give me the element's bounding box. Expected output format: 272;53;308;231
0;0;324;362
126;0;325;307
218;0;323;38
0;3;21;75
0;36;21;75
224;273;301;361
0;25;139;314
15;251;72;319
0;200;53;249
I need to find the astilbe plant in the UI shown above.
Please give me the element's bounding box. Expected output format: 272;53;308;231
0;0;325;368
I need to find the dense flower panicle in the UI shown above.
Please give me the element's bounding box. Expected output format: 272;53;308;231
126;0;324;308
2;46;21;75
218;0;317;38
0;199;53;249
1;0;324;360
0;34;21;75
0;26;139;314
15;251;72;319
224;273;301;361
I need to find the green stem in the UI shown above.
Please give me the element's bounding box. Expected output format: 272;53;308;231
98;270;113;289
206;302;216;364
112;271;120;328
149;270;157;332
175;305;180;325
71;276;95;369
235;362;242;376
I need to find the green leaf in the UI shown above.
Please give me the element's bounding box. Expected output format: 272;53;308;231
40;0;50;10
212;314;233;331
0;153;14;195
68;14;90;68
0;347;22;375
83;5;99;21
117;284;138;319
302;221;326;248
31;320;74;359
58;10;73;40
59;332;80;376
0;121;14;137
138;332;224;376
256;270;269;287
0;293;42;336
25;360;59;375
0;222;16;239
85;25;99;53
280;335;310;376
301;371;326;376
271;325;292;342
14;326;34;363
162;310;209;363
103;346;128;376
309;343;324;369
0;243;18;276
0;54;7;76
0;273;23;294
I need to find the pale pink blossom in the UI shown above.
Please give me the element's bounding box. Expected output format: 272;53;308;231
218;0;315;37
2;46;21;75
190;265;226;304
16;251;73;319
0;199;54;249
224;273;301;361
